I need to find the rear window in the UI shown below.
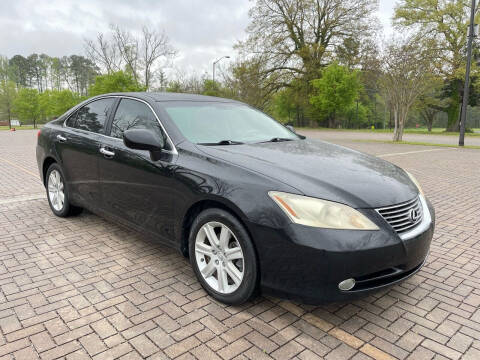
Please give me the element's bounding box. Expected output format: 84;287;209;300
68;98;115;134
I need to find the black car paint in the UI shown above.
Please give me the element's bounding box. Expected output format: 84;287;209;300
36;92;435;303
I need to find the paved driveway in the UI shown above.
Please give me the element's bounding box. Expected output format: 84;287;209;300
0;129;479;360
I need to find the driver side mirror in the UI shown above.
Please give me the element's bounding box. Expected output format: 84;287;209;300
285;124;296;133
285;123;306;139
123;129;165;151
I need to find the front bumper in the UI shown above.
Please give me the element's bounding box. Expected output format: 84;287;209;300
249;197;435;304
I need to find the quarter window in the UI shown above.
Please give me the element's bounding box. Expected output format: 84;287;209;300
110;99;166;144
73;98;115;134
65;112;77;127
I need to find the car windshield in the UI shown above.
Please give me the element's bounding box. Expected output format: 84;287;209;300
160;101;299;144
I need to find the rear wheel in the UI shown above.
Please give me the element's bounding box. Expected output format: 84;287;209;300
189;208;258;305
45;163;82;217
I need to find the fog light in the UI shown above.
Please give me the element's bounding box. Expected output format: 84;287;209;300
338;278;355;291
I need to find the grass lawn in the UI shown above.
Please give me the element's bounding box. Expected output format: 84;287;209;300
355;139;480;150
298;127;480;136
0;125;40;130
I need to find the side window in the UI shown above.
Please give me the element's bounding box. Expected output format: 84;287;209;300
74;98;115;134
65;112;77;127
110;99;166;143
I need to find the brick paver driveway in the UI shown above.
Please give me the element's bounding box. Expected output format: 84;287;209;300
0;129;479;360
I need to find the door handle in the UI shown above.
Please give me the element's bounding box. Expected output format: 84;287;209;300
56;134;67;142
100;147;115;157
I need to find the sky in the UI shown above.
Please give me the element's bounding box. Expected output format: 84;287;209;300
1;0;397;77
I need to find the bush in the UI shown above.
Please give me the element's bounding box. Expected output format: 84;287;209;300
89;71;145;96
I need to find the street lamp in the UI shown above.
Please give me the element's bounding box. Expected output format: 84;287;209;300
212;55;230;86
459;0;477;146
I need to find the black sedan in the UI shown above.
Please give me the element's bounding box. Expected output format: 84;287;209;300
36;93;434;305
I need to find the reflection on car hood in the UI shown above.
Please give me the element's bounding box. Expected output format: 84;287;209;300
198;139;418;208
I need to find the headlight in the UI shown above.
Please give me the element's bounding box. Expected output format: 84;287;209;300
268;191;379;230
406;171;424;195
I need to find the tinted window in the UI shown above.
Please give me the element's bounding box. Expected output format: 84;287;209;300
161;102;298;144
65;112;77;127
73;98;115;134
110;99;165;143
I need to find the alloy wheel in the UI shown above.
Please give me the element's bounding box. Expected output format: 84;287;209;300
194;221;245;294
48;169;65;211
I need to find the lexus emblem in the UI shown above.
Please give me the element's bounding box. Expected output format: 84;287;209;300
408;209;419;223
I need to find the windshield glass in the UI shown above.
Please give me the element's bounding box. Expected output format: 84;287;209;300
160;101;298;144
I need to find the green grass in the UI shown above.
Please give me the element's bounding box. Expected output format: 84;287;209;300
0;125;40;130
355;139;480;149
297;127;480;136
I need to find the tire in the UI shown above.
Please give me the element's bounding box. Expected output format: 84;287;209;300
45;163;82;217
189;208;258;305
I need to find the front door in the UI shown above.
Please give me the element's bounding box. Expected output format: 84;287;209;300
98;98;178;243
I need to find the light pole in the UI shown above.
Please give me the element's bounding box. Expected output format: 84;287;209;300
212;55;230;87
459;0;477;146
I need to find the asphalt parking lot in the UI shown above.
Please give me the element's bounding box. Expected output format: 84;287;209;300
0;129;479;360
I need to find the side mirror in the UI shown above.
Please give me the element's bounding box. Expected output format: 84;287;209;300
285;124;296;133
285;123;306;139
123;129;165;151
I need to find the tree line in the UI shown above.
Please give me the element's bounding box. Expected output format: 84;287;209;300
159;0;480;140
1;0;480;141
0;25;173;128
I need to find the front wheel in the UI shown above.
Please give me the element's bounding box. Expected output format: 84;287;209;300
45;163;82;217
189;208;258;305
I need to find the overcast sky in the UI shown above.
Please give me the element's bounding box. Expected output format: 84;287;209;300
1;0;396;77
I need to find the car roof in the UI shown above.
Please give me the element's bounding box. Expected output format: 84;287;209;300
99;92;242;103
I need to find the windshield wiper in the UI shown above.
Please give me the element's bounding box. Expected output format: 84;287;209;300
198;140;245;146
261;137;294;143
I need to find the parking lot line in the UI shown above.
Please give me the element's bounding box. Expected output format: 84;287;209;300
378;148;457;157
0;193;46;205
0;157;39;178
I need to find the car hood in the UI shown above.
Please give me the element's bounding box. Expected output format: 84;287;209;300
197;139;418;208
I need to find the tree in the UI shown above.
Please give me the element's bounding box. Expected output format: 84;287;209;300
140;27;176;90
238;0;377;81
112;25;140;84
380;36;434;141
415;77;446;131
394;0;476;131
310;63;362;128
84;33;122;74
337;37;361;70
38;90;53;122
49;57;64;90
272;88;298;122
13;88;40;128
166;71;211;95
235;0;378;124
50;90;83;116
27;54;43;91
0;56;12;84
223;58;282;110
65;55;98;95
344;101;369;128
0;80;17;128
9;55;30;87
88;71;145;96
201;79;221;97
85;25;176;90
39;89;83;121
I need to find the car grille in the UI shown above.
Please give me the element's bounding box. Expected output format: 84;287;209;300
376;197;423;234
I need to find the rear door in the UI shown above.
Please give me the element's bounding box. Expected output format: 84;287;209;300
55;97;117;210
98;97;178;243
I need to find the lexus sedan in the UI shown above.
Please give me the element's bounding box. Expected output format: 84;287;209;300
36;93;434;305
